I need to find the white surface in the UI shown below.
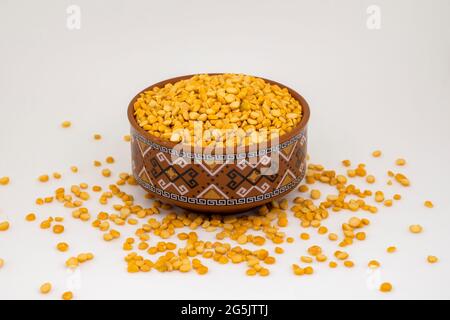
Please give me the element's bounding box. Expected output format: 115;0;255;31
1;0;450;300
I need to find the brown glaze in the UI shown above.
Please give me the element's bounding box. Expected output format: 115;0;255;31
128;74;310;214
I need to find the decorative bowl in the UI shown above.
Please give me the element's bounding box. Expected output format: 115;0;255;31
128;74;310;214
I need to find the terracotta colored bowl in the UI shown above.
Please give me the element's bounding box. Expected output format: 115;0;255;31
128;74;310;214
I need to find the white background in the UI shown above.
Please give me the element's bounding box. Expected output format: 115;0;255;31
0;0;449;300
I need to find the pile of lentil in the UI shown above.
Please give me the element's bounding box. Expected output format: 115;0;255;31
133;74;303;146
0;125;438;300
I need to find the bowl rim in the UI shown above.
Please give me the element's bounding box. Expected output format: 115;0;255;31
127;73;310;153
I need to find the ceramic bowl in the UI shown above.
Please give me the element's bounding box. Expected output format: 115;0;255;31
128;74;310;214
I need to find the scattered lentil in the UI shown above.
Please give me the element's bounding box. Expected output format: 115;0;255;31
379;282;392;293
26;213;36;222
38;175;49;183
57;242;69;252
0;221;10;231
102;169;112;178
409;225;423;234
387;246;397;253
62;291;73;300
106;156;115;164
123;135;131;142
368;260;380;269
0;177;10;185
53;225;65;234
310;189;321;200
40;283;52;294
424;201;434;208
366;175;375;184
372;150;382;157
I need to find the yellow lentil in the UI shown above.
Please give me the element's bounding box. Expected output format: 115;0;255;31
343;260;354;268
395;158;406;166
366;175;375;184
0;177;10;185
427;256;438;264
40;219;51;229
93;161;102;167
300;233;310;240
348;217;361;228
53;224;65;234
62;291;73;300
316;254;327;262
328;233;338;241
259;268;270;276
387;246;397;253
40;282;52;294
298;185;309;193
394;173;410;187
57;242;69;252
53;172;62;179
372;150;382;157
301;256;313;264
368;260;380;269
123;135;131;142
106;156;115;164
375;191;384;203
0;221;10;231
318;226;328;235
102;169;112;177
94;134;102;140
307;245;322;256
424;201;433;208
342;160;351;167
334;251;349;260
379;282;392;293
409;224;423;234
196;266;208;275
384;200;393;207
329;261;338;268
356;232;366;241
26;213;36;222
133;74;303;146
246;268;257;276
66;257;79;268
274;247;284;254
0;258;4;269
61;121;71;128
310;189;321;200
304;266;314;275
292;264;304;276
347;169;356;178
70;166;78;173
38;175;49;183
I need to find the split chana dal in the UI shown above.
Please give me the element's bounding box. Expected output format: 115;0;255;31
133;74;303;146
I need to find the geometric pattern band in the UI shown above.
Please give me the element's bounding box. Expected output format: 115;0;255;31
134;169;305;206
131;126;308;207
